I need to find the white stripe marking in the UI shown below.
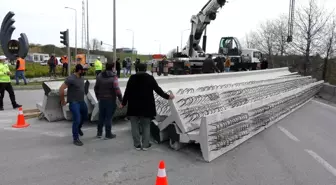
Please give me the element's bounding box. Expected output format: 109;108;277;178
157;168;166;177
277;125;300;142
312;100;336;110
305;149;336;177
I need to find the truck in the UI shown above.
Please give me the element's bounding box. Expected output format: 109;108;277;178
169;0;262;74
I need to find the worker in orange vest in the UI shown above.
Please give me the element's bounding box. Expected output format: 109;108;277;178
61;55;69;76
15;56;27;85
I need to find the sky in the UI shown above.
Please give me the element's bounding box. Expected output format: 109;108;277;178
0;0;335;55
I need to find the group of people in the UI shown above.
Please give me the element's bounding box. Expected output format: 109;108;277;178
59;61;174;150
202;54;232;73
0;56;24;111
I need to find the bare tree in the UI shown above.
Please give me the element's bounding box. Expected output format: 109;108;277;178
90;38;101;50
322;17;336;80
273;15;289;56
291;0;331;75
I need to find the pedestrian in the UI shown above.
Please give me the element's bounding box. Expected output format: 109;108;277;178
122;59;127;77
115;58;121;78
224;56;231;72
61;55;69;76
48;54;58;78
0;56;22;111
120;63;174;150
125;58;132;76
94;56;103;76
59;64;88;146
134;58;140;73
215;56;224;73
15;56;27;85
202;54;219;73
94;62;123;139
261;58;269;70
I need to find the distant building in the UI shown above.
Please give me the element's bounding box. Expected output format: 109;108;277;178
116;47;137;54
26;53;49;63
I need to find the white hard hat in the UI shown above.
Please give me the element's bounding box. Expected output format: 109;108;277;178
97;56;101;59
0;56;6;60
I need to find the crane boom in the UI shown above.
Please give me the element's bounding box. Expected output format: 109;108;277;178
181;0;227;57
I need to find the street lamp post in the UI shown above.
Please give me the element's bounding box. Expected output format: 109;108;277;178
126;29;134;54
86;0;90;56
180;29;190;50
154;40;161;54
65;7;78;61
113;0;117;68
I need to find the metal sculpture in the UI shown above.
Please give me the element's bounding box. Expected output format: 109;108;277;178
0;11;29;60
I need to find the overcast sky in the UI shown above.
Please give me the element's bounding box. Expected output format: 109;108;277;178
0;0;335;54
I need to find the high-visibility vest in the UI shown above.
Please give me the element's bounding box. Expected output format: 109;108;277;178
61;56;68;64
17;58;25;71
0;63;10;83
94;60;102;70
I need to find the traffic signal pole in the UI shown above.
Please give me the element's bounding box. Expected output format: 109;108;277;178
60;29;71;76
66;29;71;76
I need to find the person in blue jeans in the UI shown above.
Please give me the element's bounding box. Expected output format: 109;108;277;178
94;62;123;139
59;64;88;146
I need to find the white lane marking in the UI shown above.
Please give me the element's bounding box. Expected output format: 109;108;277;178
305;149;336;177
312;100;336;111
277;125;300;142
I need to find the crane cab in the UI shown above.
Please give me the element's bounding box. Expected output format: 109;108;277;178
218;37;242;56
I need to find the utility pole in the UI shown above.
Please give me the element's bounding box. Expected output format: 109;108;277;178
86;0;90;57
113;0;117;69
65;7;77;59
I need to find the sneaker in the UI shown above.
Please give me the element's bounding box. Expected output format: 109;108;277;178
0;107;3;111
104;133;116;140
142;143;152;151
73;139;83;146
135;145;141;151
78;129;84;136
96;133;102;138
13;104;22;109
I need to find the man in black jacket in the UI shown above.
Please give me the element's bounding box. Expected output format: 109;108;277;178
115;58;121;78
202;54;219;73
94;62;123;139
120;63;174;151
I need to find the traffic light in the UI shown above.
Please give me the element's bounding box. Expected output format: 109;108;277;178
60;30;69;46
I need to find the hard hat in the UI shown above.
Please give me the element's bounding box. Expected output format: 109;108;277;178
97;56;101;59
0;56;6;60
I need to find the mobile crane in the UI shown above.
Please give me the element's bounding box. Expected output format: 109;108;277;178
168;0;295;74
170;0;262;73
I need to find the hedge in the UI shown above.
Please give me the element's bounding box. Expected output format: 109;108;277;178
8;62;96;78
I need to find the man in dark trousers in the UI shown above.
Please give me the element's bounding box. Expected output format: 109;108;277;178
115;58;121;78
122;59;127;77
134;58;140;73
120;63;174;151
48;54;58;77
260;58;269;70
94;62;123;139
202;54;219;73
215;56;224;72
0;56;21;111
59;64;88;146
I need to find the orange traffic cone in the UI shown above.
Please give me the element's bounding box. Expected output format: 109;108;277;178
155;160;168;185
12;107;30;128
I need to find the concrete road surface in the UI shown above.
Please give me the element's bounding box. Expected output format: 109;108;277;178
2;89;44;110
1;99;336;185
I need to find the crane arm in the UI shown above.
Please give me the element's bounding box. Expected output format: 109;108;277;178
182;0;227;57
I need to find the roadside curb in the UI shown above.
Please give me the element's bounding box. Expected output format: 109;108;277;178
13;85;42;90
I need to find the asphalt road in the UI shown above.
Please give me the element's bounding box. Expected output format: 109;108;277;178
2;89;43;110
0;99;336;185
